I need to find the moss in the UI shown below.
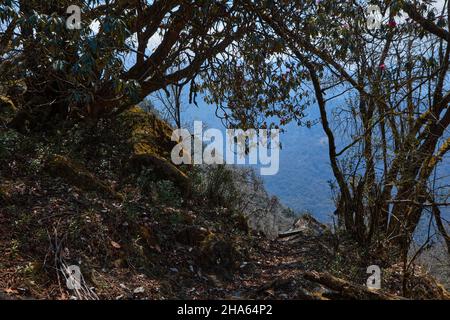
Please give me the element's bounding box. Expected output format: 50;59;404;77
46;154;122;200
0;185;12;205
117;106;191;194
133;142;157;156
118;106;174;156
197;234;240;280
0;95;17;123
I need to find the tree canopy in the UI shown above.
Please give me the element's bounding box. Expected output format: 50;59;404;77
1;0;449;256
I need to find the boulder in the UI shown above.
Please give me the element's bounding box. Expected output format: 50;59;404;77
279;214;328;238
118;107;191;194
197;234;240;280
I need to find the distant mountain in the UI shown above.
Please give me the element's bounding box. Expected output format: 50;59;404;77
263;122;335;221
181;98;335;222
159;94;449;232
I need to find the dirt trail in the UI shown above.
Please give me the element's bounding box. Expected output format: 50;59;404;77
196;232;334;300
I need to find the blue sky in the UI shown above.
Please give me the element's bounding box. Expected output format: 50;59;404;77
177;95;336;221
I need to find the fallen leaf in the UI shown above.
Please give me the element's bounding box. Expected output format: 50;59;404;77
265;289;275;296
111;241;121;249
133;287;145;294
4;288;19;295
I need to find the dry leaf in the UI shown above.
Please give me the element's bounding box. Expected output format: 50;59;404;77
4;288;19;295
111;241;121;249
265;289;275;296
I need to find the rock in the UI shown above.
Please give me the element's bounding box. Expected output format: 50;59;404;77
118;107;191;195
279;214;329;238
294;214;328;236
175;226;210;247
119;106;175;158
197;234;240;280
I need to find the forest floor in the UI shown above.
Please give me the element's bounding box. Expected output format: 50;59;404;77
0;189;335;300
1;202;448;300
1;107;449;300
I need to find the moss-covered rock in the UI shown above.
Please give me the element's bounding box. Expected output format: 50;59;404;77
118;106;190;194
197;234;240;280
0;185;12;205
118;106;175;158
46;154;122;199
0;95;17;124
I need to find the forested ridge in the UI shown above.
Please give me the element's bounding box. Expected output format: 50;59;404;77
0;0;449;300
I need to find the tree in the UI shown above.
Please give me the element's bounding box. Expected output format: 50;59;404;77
203;0;450;258
151;65;186;128
2;0;449;260
0;0;22;99
1;0;254;123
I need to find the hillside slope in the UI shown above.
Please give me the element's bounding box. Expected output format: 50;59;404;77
0;105;448;300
